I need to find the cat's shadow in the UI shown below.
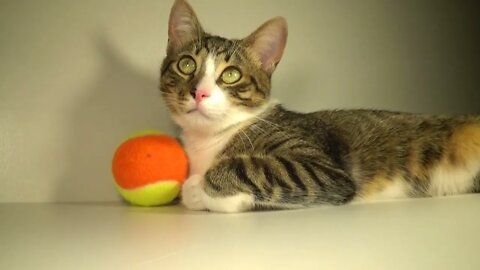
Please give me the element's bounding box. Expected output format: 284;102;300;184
55;35;176;202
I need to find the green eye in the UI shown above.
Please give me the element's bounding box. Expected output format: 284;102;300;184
221;67;242;84
177;56;196;75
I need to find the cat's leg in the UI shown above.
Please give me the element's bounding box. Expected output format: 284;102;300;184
181;174;207;211
181;174;254;212
181;174;255;212
200;155;356;212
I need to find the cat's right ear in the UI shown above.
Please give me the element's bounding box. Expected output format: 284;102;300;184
167;0;203;53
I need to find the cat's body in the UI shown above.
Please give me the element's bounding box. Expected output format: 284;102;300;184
160;0;480;212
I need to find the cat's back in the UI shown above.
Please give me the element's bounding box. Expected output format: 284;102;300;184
262;106;480;197
273;106;479;150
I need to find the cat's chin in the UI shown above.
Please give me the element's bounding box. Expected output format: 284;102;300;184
186;108;211;118
172;111;223;134
174;101;276;135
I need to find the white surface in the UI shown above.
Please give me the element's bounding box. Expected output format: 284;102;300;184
1;195;479;270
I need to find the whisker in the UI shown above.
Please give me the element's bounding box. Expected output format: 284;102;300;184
248;124;268;135
237;132;247;152
253;116;282;130
228;41;241;59
240;130;254;151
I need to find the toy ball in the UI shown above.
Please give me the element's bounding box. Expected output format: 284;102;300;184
112;132;188;206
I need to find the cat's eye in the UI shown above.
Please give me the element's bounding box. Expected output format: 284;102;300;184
221;67;242;84
177;56;196;75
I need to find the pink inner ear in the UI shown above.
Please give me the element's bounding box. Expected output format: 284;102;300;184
168;13;191;48
168;0;202;51
258;32;284;69
249;17;287;73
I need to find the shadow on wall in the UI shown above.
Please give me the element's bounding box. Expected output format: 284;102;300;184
56;36;175;202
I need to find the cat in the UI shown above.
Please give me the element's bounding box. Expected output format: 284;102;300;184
159;0;480;212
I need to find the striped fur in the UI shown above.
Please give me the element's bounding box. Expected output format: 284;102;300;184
160;0;480;212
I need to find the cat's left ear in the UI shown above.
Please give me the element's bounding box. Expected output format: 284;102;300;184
244;17;288;74
167;0;203;53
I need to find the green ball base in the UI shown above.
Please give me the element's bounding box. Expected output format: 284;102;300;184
115;180;181;206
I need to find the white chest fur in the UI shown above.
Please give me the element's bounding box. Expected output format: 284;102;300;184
182;128;239;176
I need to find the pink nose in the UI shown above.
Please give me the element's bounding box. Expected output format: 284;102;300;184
193;89;210;103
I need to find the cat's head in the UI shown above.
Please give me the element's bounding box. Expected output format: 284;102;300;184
160;0;287;133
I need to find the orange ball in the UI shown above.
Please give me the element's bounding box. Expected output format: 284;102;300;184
112;134;188;206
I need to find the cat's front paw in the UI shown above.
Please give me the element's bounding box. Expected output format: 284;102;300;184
181;175;207;211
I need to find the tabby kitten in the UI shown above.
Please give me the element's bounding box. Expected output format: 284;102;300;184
160;0;480;212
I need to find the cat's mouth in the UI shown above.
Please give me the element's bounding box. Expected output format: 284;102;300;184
186;108;211;119
186;108;199;114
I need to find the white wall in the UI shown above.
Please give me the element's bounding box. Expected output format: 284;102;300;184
1;0;479;203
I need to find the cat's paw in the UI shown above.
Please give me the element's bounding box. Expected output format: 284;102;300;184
181;175;207;211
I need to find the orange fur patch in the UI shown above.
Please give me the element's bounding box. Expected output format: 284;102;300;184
359;173;409;200
408;143;430;181
449;123;480;166
359;173;389;197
